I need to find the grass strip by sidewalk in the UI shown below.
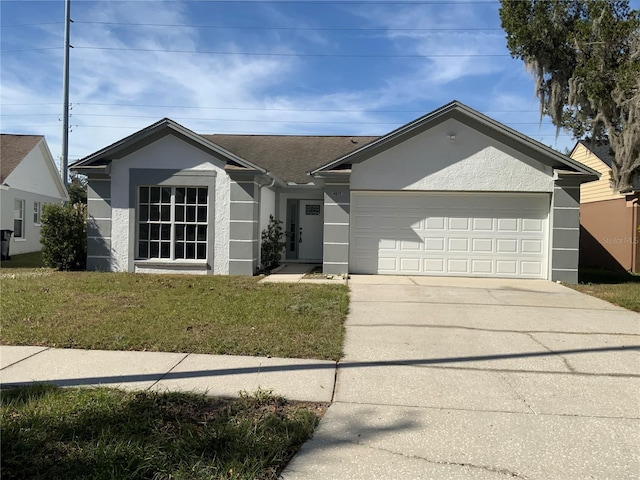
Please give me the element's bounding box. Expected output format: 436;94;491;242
569;268;640;313
1;385;325;480
570;283;640;312
1;271;348;361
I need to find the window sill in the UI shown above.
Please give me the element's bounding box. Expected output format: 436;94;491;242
134;259;208;267
13;238;26;242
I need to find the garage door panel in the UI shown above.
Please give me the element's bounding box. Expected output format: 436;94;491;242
379;238;398;250
424;258;445;273
401;240;421;251
448;258;470;273
378;257;397;271
471;259;493;274
425;237;445;251
448;218;470;230
448;238;469;252
351;192;549;279
473;218;494;230
496;260;518;275
496;239;518;253
522;239;544;254
400;257;421;272
472;238;493;252
522;218;544;232
425;217;446;230
354;215;376;229
497;218;518;231
522;261;542;275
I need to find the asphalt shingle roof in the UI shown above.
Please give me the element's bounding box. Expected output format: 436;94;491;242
0;134;43;183
203;134;379;184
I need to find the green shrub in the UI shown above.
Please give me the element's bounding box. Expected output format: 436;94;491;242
261;215;286;272
40;203;87;271
67;172;88;205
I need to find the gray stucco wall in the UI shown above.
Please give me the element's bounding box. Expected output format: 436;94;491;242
322;179;350;275
86;177;112;271
551;176;581;283
229;175;260;275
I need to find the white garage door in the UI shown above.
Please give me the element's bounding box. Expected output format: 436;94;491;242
350;192;550;278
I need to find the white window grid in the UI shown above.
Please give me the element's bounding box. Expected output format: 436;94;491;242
14;199;25;238
137;186;208;260
33;202;41;225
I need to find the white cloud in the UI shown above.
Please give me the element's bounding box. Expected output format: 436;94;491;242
0;0;576;167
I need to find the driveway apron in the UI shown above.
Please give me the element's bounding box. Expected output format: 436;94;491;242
282;276;640;480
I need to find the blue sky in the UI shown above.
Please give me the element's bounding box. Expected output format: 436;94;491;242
1;0;618;168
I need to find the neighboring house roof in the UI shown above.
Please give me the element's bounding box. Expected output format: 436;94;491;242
203;134;378;184
0;134;43;183
70;118;268;174
312;100;599;179
577;141;614;168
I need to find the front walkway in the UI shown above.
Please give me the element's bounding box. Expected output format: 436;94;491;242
259;263;347;284
282;276;640;479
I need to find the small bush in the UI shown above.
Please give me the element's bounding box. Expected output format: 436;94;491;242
40;203;87;271
261;215;286;272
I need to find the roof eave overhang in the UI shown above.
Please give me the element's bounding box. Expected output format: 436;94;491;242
310;169;351;187
554;169;600;184
70;164;112;176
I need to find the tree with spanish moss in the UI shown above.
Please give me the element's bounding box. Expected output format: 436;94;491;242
499;0;640;192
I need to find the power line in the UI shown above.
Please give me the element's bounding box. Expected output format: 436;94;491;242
1;22;65;27
1;47;62;52
69;45;508;57
1;104;543;114
2;45;511;57
1;0;499;3
72;21;502;32
0;112;554;126
2;123;576;136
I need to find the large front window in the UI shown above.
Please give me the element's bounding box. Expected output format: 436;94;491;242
138;186;208;260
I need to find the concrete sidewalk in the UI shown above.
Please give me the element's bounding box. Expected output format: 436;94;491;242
0;346;336;402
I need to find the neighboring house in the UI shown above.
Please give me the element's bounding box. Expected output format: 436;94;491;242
570;141;639;273
70;101;598;283
1;135;69;256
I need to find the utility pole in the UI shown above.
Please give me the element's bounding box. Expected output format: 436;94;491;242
61;0;71;188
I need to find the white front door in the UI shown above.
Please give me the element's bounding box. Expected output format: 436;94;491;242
298;200;323;261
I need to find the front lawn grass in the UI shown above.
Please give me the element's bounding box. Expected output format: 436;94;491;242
0;272;348;361
0;251;44;269
569;268;640;313
1;384;326;480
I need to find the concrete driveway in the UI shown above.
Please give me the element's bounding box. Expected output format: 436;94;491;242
282;276;640;480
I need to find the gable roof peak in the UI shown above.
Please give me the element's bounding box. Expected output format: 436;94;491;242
311;100;598;178
71;117;266;174
0;134;45;183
